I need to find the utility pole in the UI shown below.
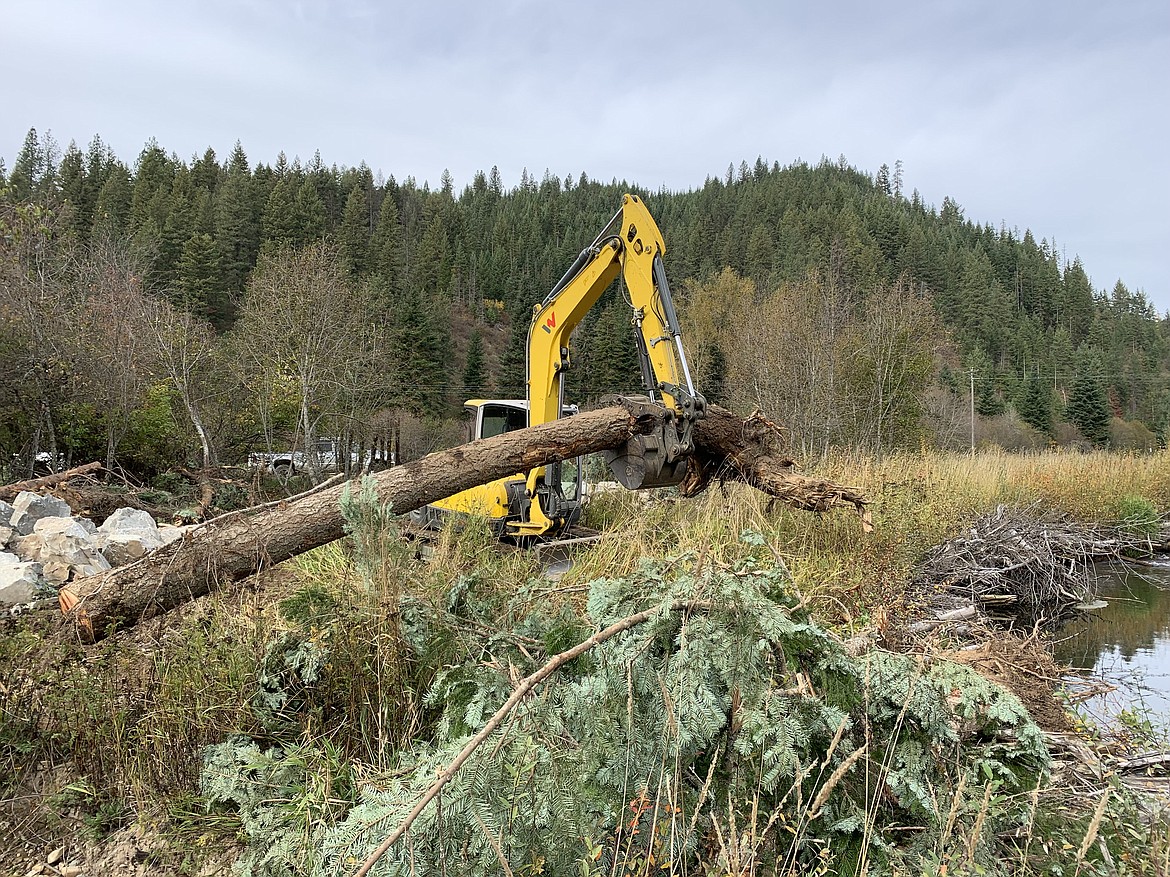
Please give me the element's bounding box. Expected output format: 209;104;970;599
969;367;976;454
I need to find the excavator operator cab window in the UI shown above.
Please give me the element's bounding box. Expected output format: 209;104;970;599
478;403;528;440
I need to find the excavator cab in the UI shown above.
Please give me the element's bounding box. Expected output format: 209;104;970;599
416;400;583;536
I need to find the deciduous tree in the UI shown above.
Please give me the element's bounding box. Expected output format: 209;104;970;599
232;242;387;481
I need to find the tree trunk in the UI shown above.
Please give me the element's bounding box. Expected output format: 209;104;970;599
58;403;661;641
687;404;870;517
58;400;868;643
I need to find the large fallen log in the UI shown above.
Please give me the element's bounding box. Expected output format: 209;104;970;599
58;399;867;642
687;405;870;518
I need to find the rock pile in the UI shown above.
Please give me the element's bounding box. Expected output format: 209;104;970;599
0;492;185;607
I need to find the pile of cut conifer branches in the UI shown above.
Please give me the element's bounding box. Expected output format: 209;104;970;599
914;504;1143;625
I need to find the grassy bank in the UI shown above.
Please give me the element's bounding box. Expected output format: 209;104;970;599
2;449;1168;875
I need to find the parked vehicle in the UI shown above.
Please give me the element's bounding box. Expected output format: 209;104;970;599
249;438;391;475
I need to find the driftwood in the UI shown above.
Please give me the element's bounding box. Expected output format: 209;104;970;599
0;461;103;502
57;399;867;643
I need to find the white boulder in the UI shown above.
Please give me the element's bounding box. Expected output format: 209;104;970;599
16;516;111;579
0;499;14;528
0;550;46;604
10;491;73;536
95;508;166;566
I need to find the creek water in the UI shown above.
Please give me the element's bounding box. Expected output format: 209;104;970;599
1054;559;1170;730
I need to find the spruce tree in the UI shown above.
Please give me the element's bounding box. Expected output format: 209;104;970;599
1065;350;1111;445
461;330;487;398
1016;376;1053;435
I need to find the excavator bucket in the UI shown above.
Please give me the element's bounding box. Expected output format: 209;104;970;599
599;398;695;490
601;431;691;490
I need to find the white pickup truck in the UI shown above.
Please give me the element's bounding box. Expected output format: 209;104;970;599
249;438;389;475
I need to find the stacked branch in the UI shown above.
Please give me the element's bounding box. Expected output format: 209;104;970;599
57;399;867;643
914;503;1141;623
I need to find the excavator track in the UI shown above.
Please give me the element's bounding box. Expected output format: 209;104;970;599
397;519;601;573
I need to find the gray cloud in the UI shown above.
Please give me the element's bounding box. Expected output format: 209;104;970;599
3;0;1166;307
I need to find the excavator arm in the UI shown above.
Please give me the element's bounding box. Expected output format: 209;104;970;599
514;194;706;534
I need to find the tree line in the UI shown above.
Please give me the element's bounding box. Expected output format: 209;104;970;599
1;129;1165;479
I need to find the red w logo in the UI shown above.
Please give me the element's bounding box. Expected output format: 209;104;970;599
541;312;557;334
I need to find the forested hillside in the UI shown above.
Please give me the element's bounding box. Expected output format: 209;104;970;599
2;128;1166;477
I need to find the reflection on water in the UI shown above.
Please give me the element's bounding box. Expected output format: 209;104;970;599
1054;560;1170;726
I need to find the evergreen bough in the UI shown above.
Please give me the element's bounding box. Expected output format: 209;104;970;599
202;535;1050;877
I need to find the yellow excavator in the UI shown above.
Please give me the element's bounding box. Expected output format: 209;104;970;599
411;194;706;539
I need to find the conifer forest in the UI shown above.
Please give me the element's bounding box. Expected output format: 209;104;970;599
2;129;1169;877
1;128;1166;477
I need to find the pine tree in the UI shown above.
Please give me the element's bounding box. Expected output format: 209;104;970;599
413;211;451;297
128;139;174;234
1015;375;1053;435
176;232;227;327
157;168;195;286
91;163;132;239
497;313;529;398
1060;258;1095;344
260;179;299;253
586;303;640;399
389;291;449;416
339;184;371;277
370;194;406;295
191;146;220;193
8;127;56;201
214;155;260;298
295;178;327;244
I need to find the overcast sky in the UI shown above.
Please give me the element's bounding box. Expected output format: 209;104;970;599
3;0;1167;311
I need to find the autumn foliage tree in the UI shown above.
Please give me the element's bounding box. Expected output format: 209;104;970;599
231;242;388;480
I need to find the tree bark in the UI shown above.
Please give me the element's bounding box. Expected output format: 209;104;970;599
58;403;662;641
58;400;868;643
0;462;103;502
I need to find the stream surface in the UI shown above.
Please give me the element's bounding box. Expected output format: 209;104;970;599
1054;559;1170;730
